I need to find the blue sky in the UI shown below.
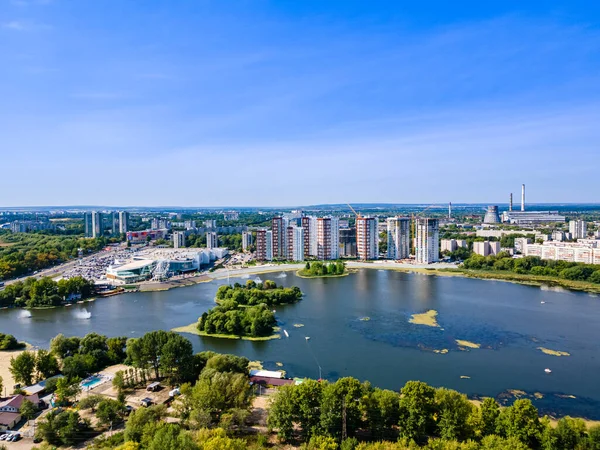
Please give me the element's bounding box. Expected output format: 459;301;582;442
2;1;600;207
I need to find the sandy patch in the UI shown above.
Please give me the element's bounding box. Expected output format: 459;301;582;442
456;340;481;349
409;310;439;327
538;347;570;356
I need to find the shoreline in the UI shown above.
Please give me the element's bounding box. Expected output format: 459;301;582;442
172;322;281;341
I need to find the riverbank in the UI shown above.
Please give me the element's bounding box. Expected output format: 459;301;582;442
172;323;281;341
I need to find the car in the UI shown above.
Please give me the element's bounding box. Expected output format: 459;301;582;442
0;434;7;441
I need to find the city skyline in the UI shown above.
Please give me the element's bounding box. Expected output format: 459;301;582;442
3;1;600;206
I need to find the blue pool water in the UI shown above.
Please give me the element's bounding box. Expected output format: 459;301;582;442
81;375;103;389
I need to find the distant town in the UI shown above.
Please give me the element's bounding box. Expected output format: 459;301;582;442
1;184;600;289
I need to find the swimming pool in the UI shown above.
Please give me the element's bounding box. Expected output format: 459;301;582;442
81;375;104;390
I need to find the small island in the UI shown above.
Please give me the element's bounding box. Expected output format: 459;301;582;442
297;261;347;278
193;280;303;339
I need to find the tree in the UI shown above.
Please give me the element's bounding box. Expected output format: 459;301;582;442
50;333;81;359
78;394;104;413
267;384;296;441
398;381;436;442
160;333;194;383
320;378;365;440
35;349;60;380
20;398;38;420
479;398;500;437
126;330;170;379
146;423;199;450
124;405;167;443
54;377;81;405
434;388;475;441
204;354;249;374
10;351;36;386
0;375;3;396
496;399;542;448
96;399;125;426
589;424;600;450
61;353;94;379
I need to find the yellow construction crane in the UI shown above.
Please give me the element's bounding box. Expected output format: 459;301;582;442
347;203;361;219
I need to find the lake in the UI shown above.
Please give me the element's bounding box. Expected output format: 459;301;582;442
2;269;599;418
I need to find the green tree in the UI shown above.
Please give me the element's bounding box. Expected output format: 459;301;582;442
398;381;436;442
320;378;365;440
589;424;600;450
19;398;38;420
9;351;36;386
480;434;530;450
204;353;249;374
35;349;60;380
50;333;81;359
434;388;475;441
267;384;296;441
146;423;199;450
160;334;194;382
496;399;542;448
479;398;500;437
54;377;81;405
124;405;167;443
0;375;3;396
96;399;125;426
78;394;104;412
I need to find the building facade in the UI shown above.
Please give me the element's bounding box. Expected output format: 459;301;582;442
569;220;587;239
118;211;129;233
440;239;467;253
473;241;501;256
173;231;186;249
415;218;439;264
286;226;305;261
339;228;357;257
316;217;339;260
356;216;379;260
242;231;253;252
386;217;410;260
255;229;269;261
271;217;288;259
206;231;218;249
301;216;318;258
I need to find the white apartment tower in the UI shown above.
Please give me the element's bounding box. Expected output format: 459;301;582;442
242;231;253;252
286;226;305;262
317;217;339;260
91;211;104;238
356;216;379;260
569;220;587;240
415;218;439;264
387;217;410;260
118;211;129;233
173;231;186;249
206;231;218;249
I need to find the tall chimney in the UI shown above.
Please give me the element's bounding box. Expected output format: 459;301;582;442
509;193;513;212
521;184;525;211
448;202;452;219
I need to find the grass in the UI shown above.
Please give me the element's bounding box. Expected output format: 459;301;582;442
172;323;281;341
537;347;571;357
409;310;440;327
456;339;481;349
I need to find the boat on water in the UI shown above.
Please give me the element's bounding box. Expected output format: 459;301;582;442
541;301;546;304
305;336;310;341
545;368;552;373
283;330;289;338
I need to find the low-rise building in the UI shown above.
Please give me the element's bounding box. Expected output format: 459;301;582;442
525;241;600;264
473;241;501;256
440;239;467;253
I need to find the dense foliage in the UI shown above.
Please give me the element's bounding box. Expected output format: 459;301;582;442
301;261;346;276
0;332;25;350
0;231;107;280
0;275;95;308
197;280;301;337
462;253;600;284
215;280;302;306
268;378;600;449
50;332;128;379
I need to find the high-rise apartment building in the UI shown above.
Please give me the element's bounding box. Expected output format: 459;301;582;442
118;211;129;233
111;212;119;235
91;211;104;238
387;217;410;260
301;216;318;258
271;217;288;259
415;218;439;264
356;216;379;260
242;231;253;252
286;226;305;261
569;220;587;239
339;228;357;257
173;231;186;249
205;219;217;229
206;231;218;249
84;212;94;238
317;217;339;260
256;229;270;261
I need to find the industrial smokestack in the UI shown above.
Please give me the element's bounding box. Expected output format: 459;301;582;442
521;184;525;211
448;202;452;219
509;193;513;212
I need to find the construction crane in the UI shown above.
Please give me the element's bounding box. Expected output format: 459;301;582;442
347;203;361;219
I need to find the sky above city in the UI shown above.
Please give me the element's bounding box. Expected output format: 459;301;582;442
2;1;600;207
